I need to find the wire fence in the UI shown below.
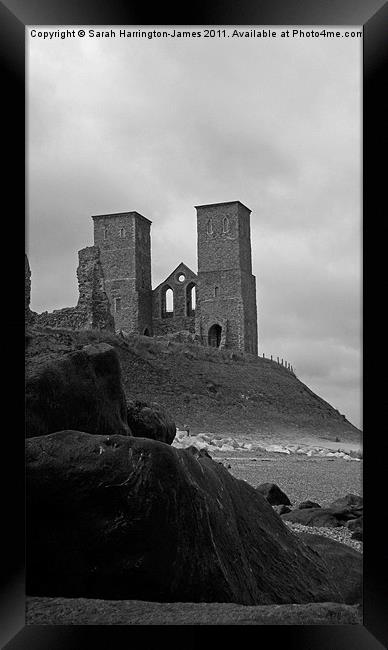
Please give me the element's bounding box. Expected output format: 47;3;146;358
260;352;295;375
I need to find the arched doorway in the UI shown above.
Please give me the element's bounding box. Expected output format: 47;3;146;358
143;327;150;336
208;324;222;348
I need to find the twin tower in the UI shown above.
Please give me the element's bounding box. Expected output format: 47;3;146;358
92;201;258;354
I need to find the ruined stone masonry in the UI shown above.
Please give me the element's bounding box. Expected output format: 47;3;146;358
27;200;259;355
30;247;115;332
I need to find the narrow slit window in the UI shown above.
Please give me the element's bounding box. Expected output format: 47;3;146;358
222;217;229;233
114;297;121;313
103;227;108;240
207;218;213;235
119;228;126;238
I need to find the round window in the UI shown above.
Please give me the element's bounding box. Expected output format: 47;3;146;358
177;274;186;283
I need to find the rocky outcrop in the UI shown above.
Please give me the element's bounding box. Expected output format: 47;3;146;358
256;482;291;506
126;400;176;445
25;343;130;438
26;430;358;605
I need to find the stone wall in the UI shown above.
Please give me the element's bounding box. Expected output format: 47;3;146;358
32;247;115;332
25;254;33;323
152;263;197;336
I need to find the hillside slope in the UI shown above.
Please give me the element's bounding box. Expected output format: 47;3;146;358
26;327;361;444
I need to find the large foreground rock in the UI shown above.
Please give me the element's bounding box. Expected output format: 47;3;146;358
298;533;362;604
26;431;359;605
25;343;130;438
126;400;176;445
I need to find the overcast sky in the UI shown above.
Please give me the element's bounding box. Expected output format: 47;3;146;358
27;26;362;428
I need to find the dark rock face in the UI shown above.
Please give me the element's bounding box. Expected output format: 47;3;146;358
126;400;176;445
256;483;291;506
347;516;363;532
328;494;363;521
282;493;363;528
298;533;362;604
26;431;348;605
298;501;321;510
25;343;130;438
281;508;341;528
273;505;291;516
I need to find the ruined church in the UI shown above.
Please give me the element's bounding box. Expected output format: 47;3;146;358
30;201;258;355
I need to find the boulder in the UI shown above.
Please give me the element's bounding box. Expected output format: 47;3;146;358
126;400;176;445
272;505;291;516
27;431;348;605
351;530;363;541
298;500;321;510
25;343;130;438
298;533;362;604
256;482;291;506
328;494;363;521
346;516;363;532
281;508;341;528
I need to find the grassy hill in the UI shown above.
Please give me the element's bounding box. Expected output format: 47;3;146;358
26;327;361;444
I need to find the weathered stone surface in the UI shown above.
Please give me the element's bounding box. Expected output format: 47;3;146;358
126;400;176;445
25;255;33;322
33;247;115;332
298;533;362;604
272;505;291;515
256;482;291;506
281;508;341;528
298;500;321;510
328;494;363;521
347;516;363;532
26;596;363;626
26;431;347;605
351;530;363;541
25;343;130;438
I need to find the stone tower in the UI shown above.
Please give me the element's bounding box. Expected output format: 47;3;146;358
92;211;153;335
195;201;258;354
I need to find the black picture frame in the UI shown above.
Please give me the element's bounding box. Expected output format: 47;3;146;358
1;0;386;647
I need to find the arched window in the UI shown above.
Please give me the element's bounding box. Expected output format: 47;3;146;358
207;218;213;235
214;286;219;297
103;227;108;240
119;228;126;238
222;216;230;233
161;285;174;318
208;324;222;348
143;327;150;336
186;282;196;316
